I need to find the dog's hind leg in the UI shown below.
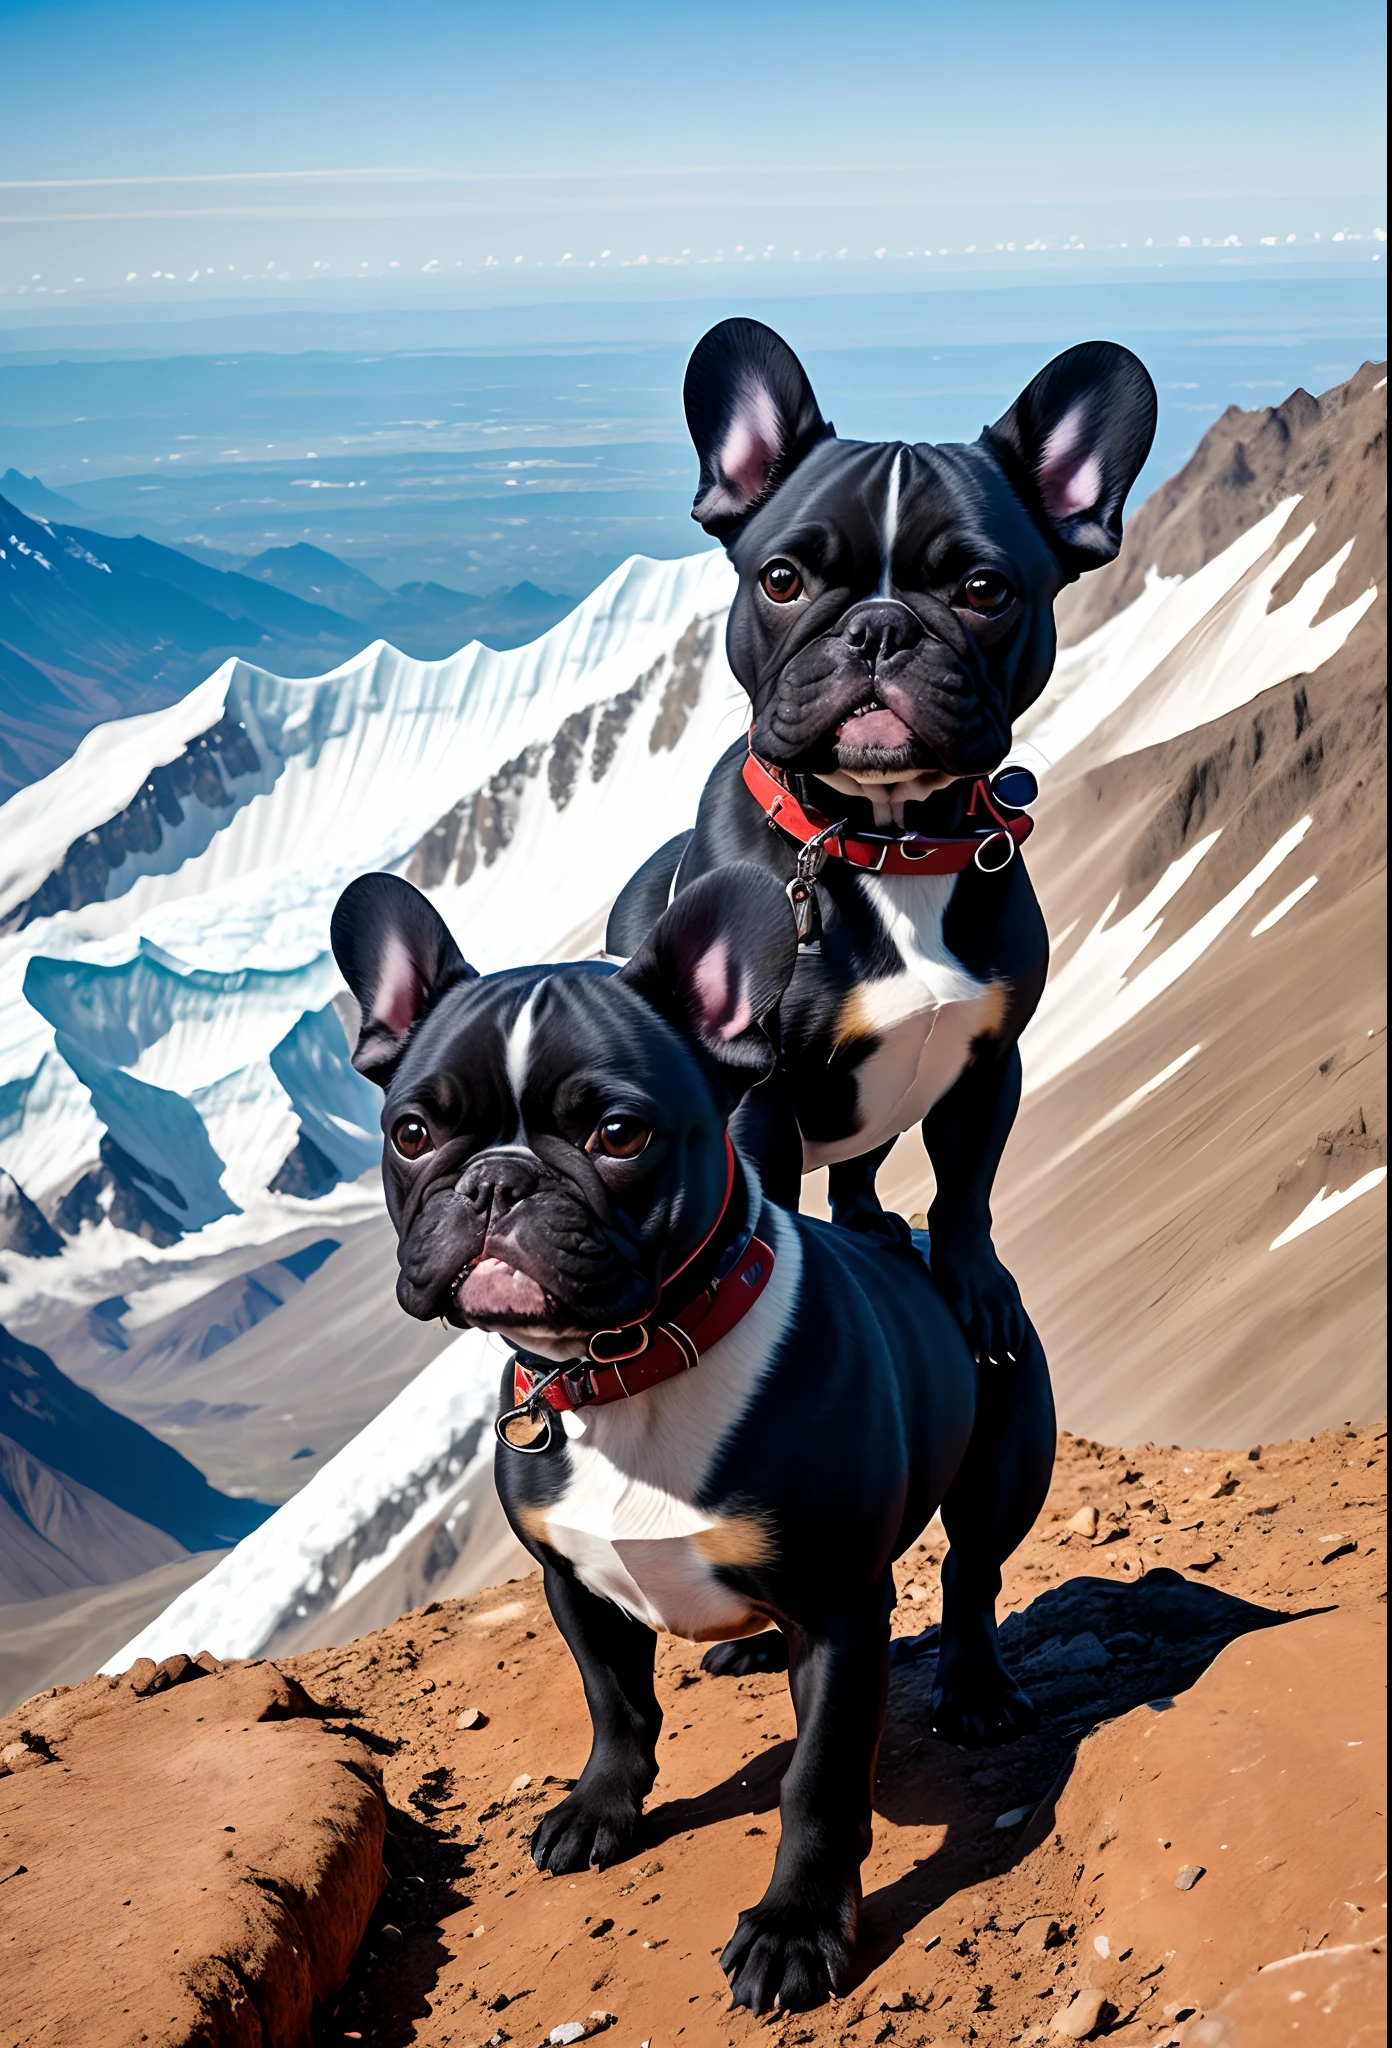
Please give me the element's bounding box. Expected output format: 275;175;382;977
931;1319;1055;1747
530;1564;662;1873
700;1629;789;1677
722;1587;892;2012
827;1137;913;1241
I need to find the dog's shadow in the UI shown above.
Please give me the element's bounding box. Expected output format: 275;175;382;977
643;1569;1308;1984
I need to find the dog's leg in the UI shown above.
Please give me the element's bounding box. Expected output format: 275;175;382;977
827;1136;913;1242
931;1320;1055;1746
722;1590;891;2012
531;1563;662;1873
729;1068;803;1210
700;1630;789;1677
921;1041;1027;1363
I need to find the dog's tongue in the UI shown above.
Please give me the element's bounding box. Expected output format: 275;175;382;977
835;706;916;751
459;1256;548;1321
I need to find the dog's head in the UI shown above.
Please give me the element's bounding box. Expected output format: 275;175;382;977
330;865;798;1358
685;317;1156;806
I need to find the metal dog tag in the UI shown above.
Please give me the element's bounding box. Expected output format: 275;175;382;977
786;873;823;950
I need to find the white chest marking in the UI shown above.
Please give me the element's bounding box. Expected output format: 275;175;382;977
536;1194;799;1640
802;872;1002;1170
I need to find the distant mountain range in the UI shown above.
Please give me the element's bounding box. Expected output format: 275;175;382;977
0;1319;269;1605
0;475;574;798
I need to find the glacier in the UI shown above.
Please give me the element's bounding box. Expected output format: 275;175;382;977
0;495;1374;1674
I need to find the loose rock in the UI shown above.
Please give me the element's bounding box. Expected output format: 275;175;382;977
995;1804;1034;1830
549;2024;587;2044
1174;1863;1205;1890
456;1708;487;1729
1016;1916;1063;1954
1067;1505;1100;1538
1052;1986;1112;2038
0;1739;48;1776
1058;1631;1111;1673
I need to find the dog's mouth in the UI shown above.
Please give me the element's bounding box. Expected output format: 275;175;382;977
833;702;919;757
816;701;953;802
450;1244;615;1358
456;1254;555;1324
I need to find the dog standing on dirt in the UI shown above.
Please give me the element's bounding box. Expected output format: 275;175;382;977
331;863;1055;2013
609;319;1156;1369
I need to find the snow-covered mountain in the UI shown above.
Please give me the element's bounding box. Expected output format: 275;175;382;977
0;365;1383;1696
0;546;739;1693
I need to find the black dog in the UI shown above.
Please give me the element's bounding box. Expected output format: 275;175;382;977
610;318;1156;1371
331;863;1055;2014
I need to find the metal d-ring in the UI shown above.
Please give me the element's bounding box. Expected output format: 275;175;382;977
973;830;1016;874
588;1323;650;1365
494;1359;568;1455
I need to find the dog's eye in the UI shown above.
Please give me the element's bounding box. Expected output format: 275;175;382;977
391;1116;433;1160
759;560;804;604
960;570;1014;615
587;1115;651;1160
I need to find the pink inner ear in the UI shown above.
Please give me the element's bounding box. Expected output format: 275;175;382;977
374;932;426;1038
720;382;782;505
1038;405;1104;519
691;936;755;1042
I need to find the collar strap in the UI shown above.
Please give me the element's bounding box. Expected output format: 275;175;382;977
742;747;1033;876
504;1140;775;1428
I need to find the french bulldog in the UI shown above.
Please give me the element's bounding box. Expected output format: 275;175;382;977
331;862;1055;2014
610;318;1157;1374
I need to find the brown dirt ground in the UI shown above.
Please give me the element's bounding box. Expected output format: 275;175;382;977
274;1423;1386;2048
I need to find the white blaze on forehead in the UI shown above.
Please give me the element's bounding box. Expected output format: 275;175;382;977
720;381;782;503
505;980;547;1112
1038;404;1103;519
879;446;905;596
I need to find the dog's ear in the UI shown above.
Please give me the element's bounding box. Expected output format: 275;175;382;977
684;318;833;539
330;872;477;1085
618;862;799;1089
985;341;1157;571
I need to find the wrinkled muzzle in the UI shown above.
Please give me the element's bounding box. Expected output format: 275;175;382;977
394;1146;652;1333
758;599;1013;778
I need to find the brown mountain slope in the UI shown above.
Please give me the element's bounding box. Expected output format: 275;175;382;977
1055;361;1386;643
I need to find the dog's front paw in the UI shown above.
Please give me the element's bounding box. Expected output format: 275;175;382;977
531;1779;644;1873
931;1653;1038;1749
701;1631;789;1677
721;1893;855;2013
929;1233;1026;1364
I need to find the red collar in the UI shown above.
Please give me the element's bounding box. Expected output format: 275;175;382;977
742;748;1033;876
499;1138;774;1446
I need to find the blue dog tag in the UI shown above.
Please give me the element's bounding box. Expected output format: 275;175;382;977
990;766;1039;811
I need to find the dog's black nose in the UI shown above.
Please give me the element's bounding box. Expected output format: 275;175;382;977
456;1147;542;1218
842;600;924;667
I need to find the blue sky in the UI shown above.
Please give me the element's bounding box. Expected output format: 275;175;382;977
1;0;1385;313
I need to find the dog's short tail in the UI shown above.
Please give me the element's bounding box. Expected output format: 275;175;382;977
605;830;693;959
